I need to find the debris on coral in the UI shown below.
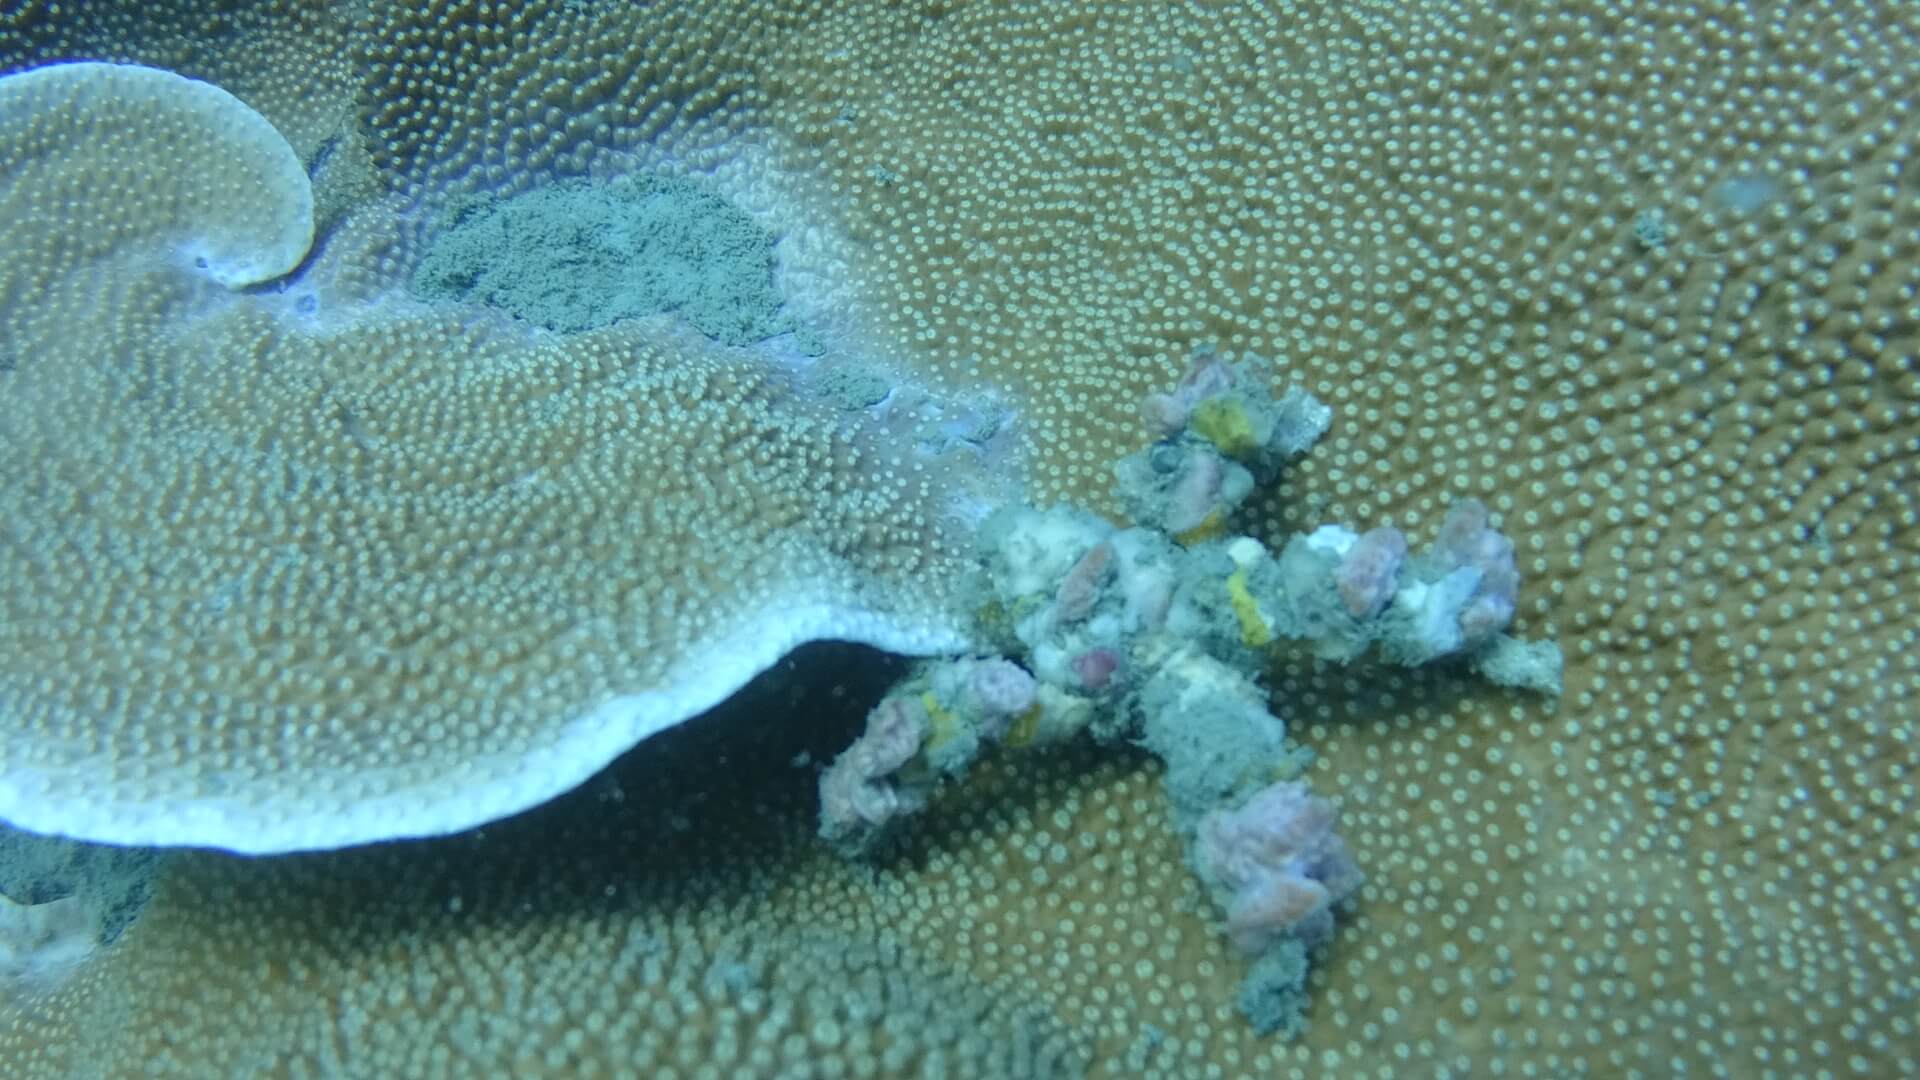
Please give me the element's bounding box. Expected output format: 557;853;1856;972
1115;351;1330;544
0;894;100;1002
819;657;1046;857
818;352;1563;1033
0;828;160;950
0;814;160;1006
1192;782;1363;957
817;694;934;856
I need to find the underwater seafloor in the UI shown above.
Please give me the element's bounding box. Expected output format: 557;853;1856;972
1;2;1916;1077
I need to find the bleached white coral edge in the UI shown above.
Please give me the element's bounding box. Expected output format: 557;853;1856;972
0;599;969;854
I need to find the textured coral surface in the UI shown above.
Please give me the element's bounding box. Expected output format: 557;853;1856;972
1;1;1915;1076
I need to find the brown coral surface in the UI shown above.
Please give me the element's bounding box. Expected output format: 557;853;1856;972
2;1;1915;1076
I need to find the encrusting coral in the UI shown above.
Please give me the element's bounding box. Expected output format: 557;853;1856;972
0;58;986;853
0;0;1915;1075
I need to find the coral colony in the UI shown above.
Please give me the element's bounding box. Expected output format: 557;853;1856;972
820;352;1562;1034
13;3;1906;1066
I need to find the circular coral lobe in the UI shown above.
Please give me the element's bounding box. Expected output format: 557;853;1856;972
0;61;313;288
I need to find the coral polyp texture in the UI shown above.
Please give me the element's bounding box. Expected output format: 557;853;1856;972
0;656;1093;1078
0;62;314;288
1;0;1917;1076
0;58;977;853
